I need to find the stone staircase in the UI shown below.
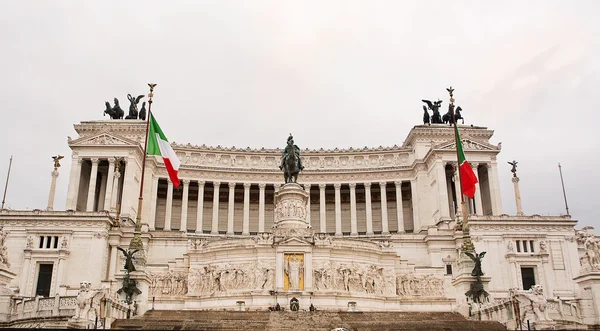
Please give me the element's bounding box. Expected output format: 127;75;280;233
111;310;506;330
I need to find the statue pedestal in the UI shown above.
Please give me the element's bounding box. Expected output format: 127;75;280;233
0;268;16;322
273;183;310;229
574;271;600;325
115;271;151;316
452;256;491;318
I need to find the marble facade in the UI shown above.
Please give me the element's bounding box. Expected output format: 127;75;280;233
0;119;596;329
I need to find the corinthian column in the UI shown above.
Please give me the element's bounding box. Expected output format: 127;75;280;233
164;179;174;231
258;184;266;232
211;182;221;234
334;183;342;236
148;176;159;230
380;182;389;234
47;168;59;211
195;181;205;233
394;181;404;232
319;184;326;233
86;158;99;211
180;179;190;232
365;182;373;235
349;183;358;236
103;158;115;210
227;182;236;235
242;183;251;235
471;163;483;215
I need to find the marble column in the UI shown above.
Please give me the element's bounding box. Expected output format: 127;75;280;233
180;180;190;232
47;169;59;211
258;184;266;232
103;158;116;211
304;184;311;227
86;158;100;211
164;179;174;231
379;182;389;234
97;170;107;210
110;168;121;212
334;183;342;236
319;184;326;233
108;245;118;281
488;162;503;215
66;157;82;210
512;176;524;216
365;182;373;235
349;183;358;236
211;182;221;234
436;161;450;219
227;182;236;235
148;176;159;230
195;181;205;233
453;166;462;218
472;163;483;215
243;183;251;235
410;179;420;230
394;181;404;233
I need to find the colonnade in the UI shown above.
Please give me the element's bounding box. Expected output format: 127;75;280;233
149;179;414;236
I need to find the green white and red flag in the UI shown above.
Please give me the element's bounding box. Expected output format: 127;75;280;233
455;126;478;198
147;114;181;188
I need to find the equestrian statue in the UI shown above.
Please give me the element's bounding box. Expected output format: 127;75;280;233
279;134;304;184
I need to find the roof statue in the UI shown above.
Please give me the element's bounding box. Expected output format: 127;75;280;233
103;98;125;119
422;100;443;124
422;107;430;124
279;134;304;183
125;94;145;119
52;155;64;169
139;102;147;121
443;105;465;125
508;160;518;177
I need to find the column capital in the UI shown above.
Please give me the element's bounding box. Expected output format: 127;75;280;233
318;183;327;190
349;183;357;189
228;182;236;189
471;162;479;168
303;183;311;190
90;158;100;165
213;181;221;187
183;179;190;185
243;183;252;189
379;182;387;188
364;182;372;189
197;180;205;187
333;183;342;190
108;158;116;165
394;181;402;187
167;179;174;186
485;163;492;169
258;183;266;189
77;158;84;165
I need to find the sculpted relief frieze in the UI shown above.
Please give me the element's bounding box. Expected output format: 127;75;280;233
186;262;275;296
396;274;445;298
149;270;189;297
313;262;396;296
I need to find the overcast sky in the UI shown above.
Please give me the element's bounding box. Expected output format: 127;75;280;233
0;1;598;228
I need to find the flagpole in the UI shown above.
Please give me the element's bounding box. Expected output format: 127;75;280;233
1;156;13;210
447;87;474;252
558;163;570;216
129;83;157;251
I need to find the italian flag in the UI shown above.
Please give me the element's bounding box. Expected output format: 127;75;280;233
147;114;181;188
456;126;478;198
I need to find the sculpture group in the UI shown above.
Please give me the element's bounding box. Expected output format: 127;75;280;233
421;99;464;125
280;134;304;183
103;94;147;120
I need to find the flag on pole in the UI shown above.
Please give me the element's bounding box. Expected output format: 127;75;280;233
456;126;478;198
147;114;181;188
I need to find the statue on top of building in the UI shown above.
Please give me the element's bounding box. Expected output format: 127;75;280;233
422;100;443;124
52;155;64;169
125;94;145;120
279;134;304;183
103;98;125;120
508;160;518;177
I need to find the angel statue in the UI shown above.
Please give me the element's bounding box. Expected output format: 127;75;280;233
422;99;443;124
464;251;486;277
125;94;145;119
52;155;64;169
508;160;518;177
117;247;139;273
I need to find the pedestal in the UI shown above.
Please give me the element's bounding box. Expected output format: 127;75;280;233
0;268;16;322
574;271;600;325
115;271;151;316
273;183;310;229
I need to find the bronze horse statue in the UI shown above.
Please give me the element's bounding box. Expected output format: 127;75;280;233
103;98;125;119
279;134;304;183
442;105;465;125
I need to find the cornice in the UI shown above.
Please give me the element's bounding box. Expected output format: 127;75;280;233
403;124;494;148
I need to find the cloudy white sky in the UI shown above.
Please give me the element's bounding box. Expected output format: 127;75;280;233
0;1;598;227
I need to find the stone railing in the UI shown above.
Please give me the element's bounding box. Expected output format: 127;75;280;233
475;295;583;329
9;293;129;326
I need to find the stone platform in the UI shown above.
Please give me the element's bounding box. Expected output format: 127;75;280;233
111;310;506;330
